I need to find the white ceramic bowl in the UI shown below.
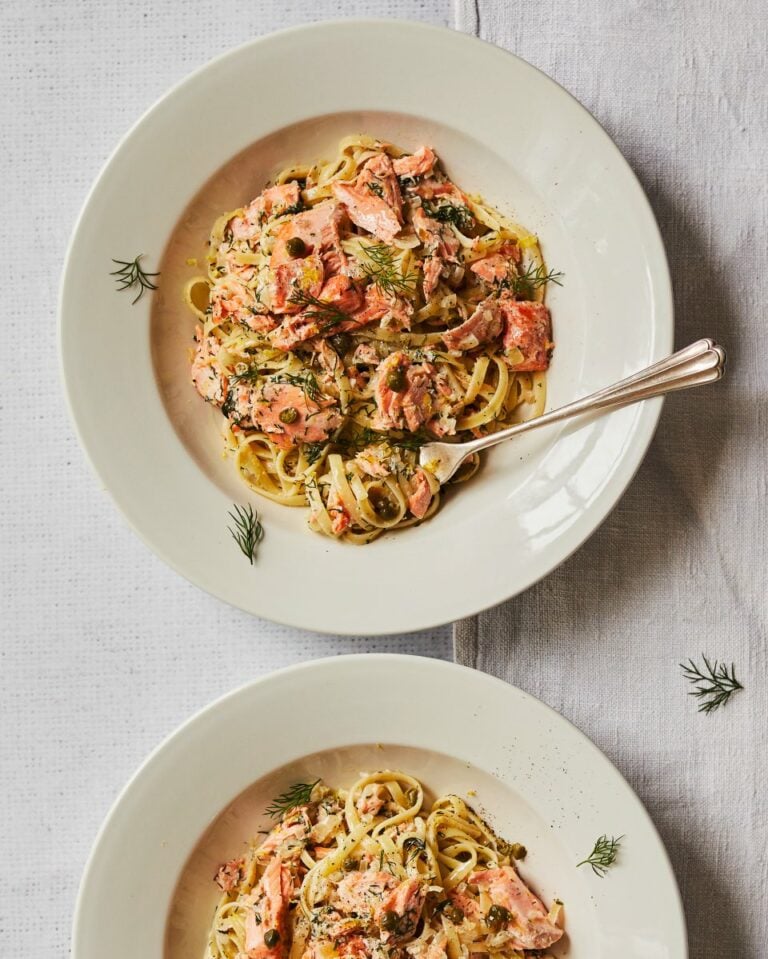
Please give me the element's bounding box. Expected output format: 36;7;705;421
72;655;686;958
59;20;672;634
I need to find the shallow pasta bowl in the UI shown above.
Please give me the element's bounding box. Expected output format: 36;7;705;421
59;19;672;634
72;655;686;959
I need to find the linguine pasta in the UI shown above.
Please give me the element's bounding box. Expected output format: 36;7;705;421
186;137;555;543
207;772;563;959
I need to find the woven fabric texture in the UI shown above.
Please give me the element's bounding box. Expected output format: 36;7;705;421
452;2;768;957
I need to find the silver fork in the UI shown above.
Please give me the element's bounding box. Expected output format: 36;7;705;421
419;338;726;484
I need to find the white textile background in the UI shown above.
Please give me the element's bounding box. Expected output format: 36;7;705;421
1;2;766;959
453;2;768;959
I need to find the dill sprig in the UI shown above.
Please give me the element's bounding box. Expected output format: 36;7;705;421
331;428;376;453
507;262;565;299
336;427;428;453
303;441;327;465
274;371;322;403
403;837;426;862
289;288;352;331
680;655;743;713
388;431;429;451
360;243;417;297
577;835;623;877
422;199;475;233
227;504;263;565
110;254;159;304
265;779;320;818
276;200;307;218
231;368;323;404
229;364;262;387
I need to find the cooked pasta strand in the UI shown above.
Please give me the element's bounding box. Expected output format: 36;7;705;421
186;137;556;541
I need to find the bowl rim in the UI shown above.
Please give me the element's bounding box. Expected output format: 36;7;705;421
58;19;673;635
71;653;687;958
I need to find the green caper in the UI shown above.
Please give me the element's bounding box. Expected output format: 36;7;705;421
380;910;400;932
510;843;527;860
279;407;299;424
343;858;359;872
369;488;398;520
264;929;280;948
445;905;464;923
460;215;490;239
486;904;512;931
386;366;407;392
330;332;352;356
285;236;307;258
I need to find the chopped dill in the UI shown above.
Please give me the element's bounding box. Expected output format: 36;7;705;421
403;836;425;862
367;180;384;198
276;201;307;218
229;364;262;387
335;427;428;453
388;431;430;451
303;441;327;465
334;427;378;452
221;390;241;422
422;200;475;233
274;370;322;403
289;288;353;331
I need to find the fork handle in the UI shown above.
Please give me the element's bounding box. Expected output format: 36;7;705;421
461;338;726;457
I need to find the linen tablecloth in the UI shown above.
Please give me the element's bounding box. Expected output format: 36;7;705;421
1;3;765;959
453;2;768;958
